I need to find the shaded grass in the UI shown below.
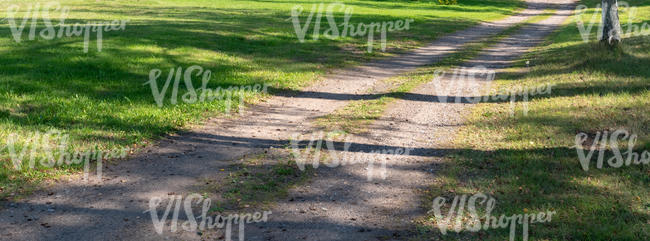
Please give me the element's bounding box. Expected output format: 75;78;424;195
418;0;650;240
0;0;523;199
198;130;353;212
198;150;314;211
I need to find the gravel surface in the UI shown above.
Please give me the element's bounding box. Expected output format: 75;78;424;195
245;0;576;240
0;1;573;240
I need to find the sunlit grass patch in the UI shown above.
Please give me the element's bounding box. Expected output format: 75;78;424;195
0;0;523;199
420;1;650;240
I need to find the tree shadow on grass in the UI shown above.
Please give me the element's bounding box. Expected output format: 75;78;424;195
418;145;650;240
502;32;650;81
252;0;523;14
0;118;646;239
0;4;473;141
412;17;650;238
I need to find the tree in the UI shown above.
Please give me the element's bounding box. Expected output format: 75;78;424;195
600;0;622;46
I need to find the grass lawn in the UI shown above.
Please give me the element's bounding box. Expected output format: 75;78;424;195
0;0;523;199
419;0;650;240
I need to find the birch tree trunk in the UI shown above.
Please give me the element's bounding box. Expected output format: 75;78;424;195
600;0;622;46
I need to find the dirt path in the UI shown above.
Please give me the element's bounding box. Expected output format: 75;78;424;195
0;1;570;240
245;0;576;240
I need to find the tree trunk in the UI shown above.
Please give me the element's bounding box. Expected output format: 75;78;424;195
600;0;622;46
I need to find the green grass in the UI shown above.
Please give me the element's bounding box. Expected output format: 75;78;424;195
199;130;354;211
418;0;650;240
0;0;524;199
315;10;555;134
198;150;313;211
